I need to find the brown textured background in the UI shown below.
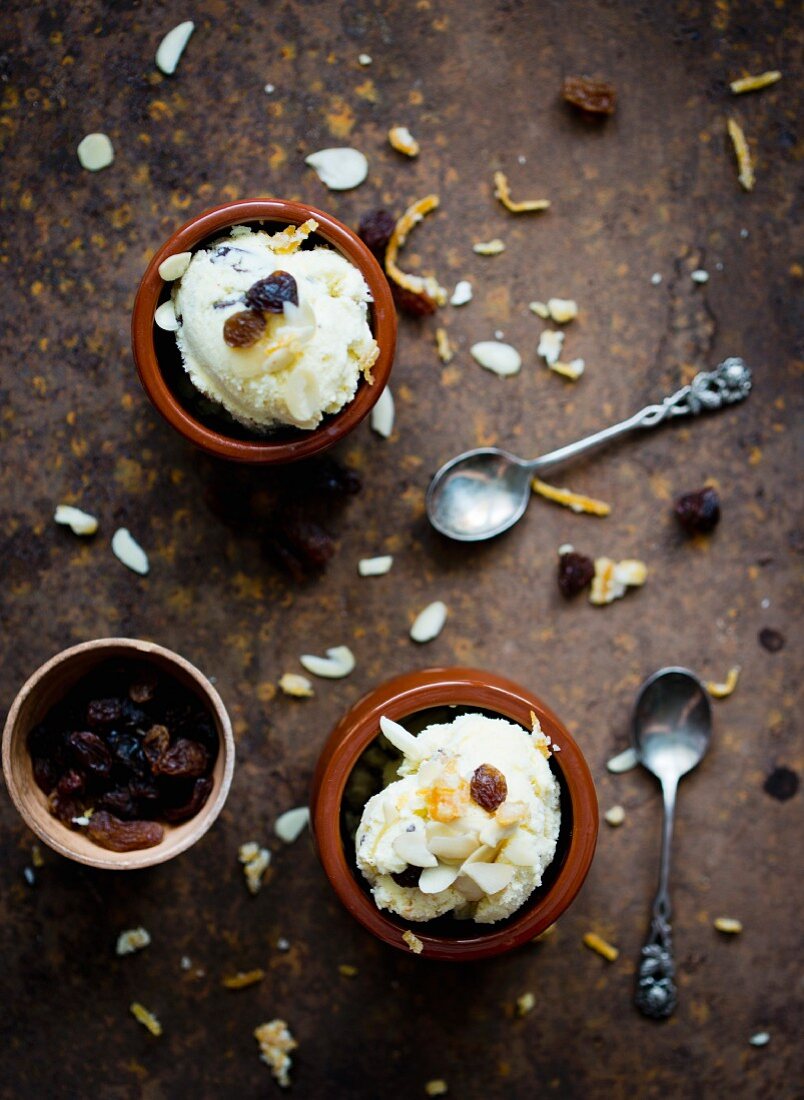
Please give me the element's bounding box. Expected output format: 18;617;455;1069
1;1;802;1097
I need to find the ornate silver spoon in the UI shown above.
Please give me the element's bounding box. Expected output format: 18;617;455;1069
426;358;752;541
631;667;713;1019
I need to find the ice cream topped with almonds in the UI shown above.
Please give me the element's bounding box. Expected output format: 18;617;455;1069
167;220;379;431
355;711;561;923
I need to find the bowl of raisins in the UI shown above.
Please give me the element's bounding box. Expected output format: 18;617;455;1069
310;667;598;961
2;638;235;870
132;197;397;464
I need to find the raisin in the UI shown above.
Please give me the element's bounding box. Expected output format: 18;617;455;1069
107;730;149;778
129;675;157;704
470;763;508;812
223;309;266;348
143;724;170;770
358;209;396;260
96;787;139;820
47;788;82;824
674;487;721;534
119;699;149;731
391;865;422;889
86;698;122;730
57;769;86;797
32;754;60;794
86;811;164;852
563;75;617;115
763;766;798;801
68;731;112;779
558;550;595;598
154;738;210;778
244;270;299;313
162;777;213;822
391;283;438;317
758;628;785;653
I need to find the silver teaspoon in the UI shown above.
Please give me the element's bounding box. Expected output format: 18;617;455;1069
426;358;751;541
632;667;713;1019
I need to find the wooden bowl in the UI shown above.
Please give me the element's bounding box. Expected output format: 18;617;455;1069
131;198;397;464
2;638;235;870
310;667;599;961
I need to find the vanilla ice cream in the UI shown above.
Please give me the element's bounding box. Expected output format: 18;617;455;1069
169;220;379;430
355;712;561;924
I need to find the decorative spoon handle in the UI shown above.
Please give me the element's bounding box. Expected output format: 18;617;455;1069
635;778;679;1019
529;357;752;475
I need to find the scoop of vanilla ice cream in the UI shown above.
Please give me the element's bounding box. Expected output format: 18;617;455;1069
171;224;379;430
355;712;561;924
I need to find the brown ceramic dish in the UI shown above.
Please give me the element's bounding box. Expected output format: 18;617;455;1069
131;198;397;464
2;638;235;870
310;667;598;961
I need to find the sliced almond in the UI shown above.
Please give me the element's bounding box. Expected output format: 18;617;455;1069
370;385;394;438
418;863;461;894
427;834;480;861
111;528;149;575
537;329;564;365
493;170;550;213
358;555;393;576
305;147;369;191
379;715;427;761
278;673;314;698
730;70;781;94
388;125;420;157
470;341;521;377
502;835;538;866
472;238;505;256
461;861;515;895
606;747;638;773
158;252;192;281
274;807;310;844
604;805;625;826
549;358;585;381
299;645;355;679
547;298;578;323
496;800;529;827
154;300;179;331
385;194;447;305
706;665;741;699
393;828;438;868
156;20;195;75
358;53;372;66
54;505;98;536
714;916;743;934
77;133;114;172
450;280;472;306
531;478;611;516
727;118;755;191
410;600;448;643
529;300;550;319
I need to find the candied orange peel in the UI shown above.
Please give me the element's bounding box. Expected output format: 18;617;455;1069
222;968;266;989
532;478;611;516
493;171;550;214
706;665;741;699
385;194;447;306
271;218;319;254
730;71;781;94
583;932;619;961
727;119;755;191
435;327;453;363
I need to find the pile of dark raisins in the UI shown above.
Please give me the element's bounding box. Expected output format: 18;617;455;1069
28;661;217;852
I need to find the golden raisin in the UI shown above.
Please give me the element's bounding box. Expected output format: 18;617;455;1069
223;309;266;347
470;763;508;812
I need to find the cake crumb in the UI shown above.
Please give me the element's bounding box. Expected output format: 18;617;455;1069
338;964;359;978
239;842;271;895
515;991;536;1017
604;805;625;827
435;327;453;363
472;238;505;256
402;930;424;954
254;1019;297;1088
425;1081;448;1096
116;927;151;956
714;916;743;934
31;844;44;868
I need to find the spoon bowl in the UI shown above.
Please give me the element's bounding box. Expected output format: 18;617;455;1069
632;667;712;783
425;448;530;541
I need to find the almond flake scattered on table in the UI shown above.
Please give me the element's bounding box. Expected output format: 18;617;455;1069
274;807;310;843
156;20;194;75
606;747;638;773
470;341;521;377
590;558;647;604
531;478;611;516
111;528;150;575
472;238;505;255
278;673;314;698
749;1032;770;1047
450;280;472;306
714;916;743;934
158;252;192;281
116;927;151;956
493;170;550;213
358;555;393;576
604;805;625;827
300;645;355;679
388;125;420;157
370;385;394;438
54;505;98;536
385;194;447;306
545;298;578;323
410;600;448;643
727;118;755;191
706;666;741;699
358;53;372;66
730;70;781;94
77;133;114;172
338;964;358;978
691;268;710;283
254;1019;297;1088
305;147;369;191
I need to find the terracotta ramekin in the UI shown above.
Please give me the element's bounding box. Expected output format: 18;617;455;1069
2;638;235;871
131;198;397;464
310;667;598;961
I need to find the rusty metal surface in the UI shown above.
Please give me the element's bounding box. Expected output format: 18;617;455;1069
1;1;802;1096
